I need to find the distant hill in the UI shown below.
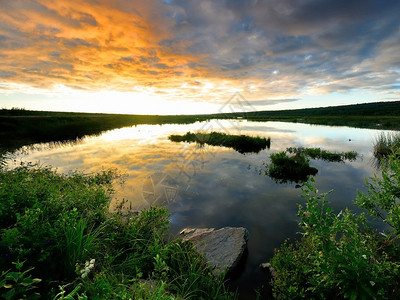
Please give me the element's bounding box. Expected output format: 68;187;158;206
237;101;400;117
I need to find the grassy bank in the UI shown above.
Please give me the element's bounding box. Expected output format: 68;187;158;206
169;131;271;154
3;101;400;154
247;115;400;130
0;162;235;299
0;109;210;152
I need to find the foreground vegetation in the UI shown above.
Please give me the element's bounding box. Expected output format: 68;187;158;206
169;131;271;154
0;162;235;299
270;152;400;299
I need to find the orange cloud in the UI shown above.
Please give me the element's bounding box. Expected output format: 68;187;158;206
0;0;206;94
1;0;399;112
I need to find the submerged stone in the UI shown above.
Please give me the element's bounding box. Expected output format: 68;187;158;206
180;227;249;275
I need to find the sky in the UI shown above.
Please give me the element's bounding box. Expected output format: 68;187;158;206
0;0;399;115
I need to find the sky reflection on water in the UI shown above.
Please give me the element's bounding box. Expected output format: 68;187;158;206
8;120;392;299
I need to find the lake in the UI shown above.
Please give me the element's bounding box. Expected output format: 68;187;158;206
6;119;392;299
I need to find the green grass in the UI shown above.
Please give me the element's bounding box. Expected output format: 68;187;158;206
373;132;400;160
267;151;318;184
169;131;271;154
0;162;236;299
286;147;357;162
266;147;357;184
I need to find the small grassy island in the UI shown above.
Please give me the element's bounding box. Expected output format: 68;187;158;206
169;131;271;154
267;147;358;183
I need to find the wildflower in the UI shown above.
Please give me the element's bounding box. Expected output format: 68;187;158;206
81;258;95;279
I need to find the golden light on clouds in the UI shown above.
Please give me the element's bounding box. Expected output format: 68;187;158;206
0;0;399;113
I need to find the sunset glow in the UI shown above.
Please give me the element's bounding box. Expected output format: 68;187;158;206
1;0;399;114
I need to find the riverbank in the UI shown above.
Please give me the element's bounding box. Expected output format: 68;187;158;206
2;101;400;153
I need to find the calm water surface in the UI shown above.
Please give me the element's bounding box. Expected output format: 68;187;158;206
8;120;392;299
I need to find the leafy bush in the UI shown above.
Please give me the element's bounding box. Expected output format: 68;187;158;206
270;154;400;299
356;151;400;236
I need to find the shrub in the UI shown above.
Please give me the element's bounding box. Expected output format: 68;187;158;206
270;156;400;299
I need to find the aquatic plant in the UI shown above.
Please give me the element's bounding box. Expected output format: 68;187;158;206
169;131;271;154
373;132;400;160
267;151;318;184
286;147;357;162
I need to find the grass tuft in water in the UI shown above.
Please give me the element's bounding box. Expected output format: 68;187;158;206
267;151;318;184
373;132;400;160
169;131;271;154
286;147;357;162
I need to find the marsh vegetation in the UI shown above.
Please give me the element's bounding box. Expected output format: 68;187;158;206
286;147;357;162
266;148;358;184
267;151;318;184
169;131;271;154
373;132;400;161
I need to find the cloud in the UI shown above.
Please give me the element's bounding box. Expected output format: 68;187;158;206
250;98;300;107
0;0;399;106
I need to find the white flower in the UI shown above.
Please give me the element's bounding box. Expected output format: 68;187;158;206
80;258;95;279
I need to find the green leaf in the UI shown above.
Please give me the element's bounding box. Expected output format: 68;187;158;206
369;281;375;286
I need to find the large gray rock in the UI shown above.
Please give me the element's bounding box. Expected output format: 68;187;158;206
180;227;249;275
